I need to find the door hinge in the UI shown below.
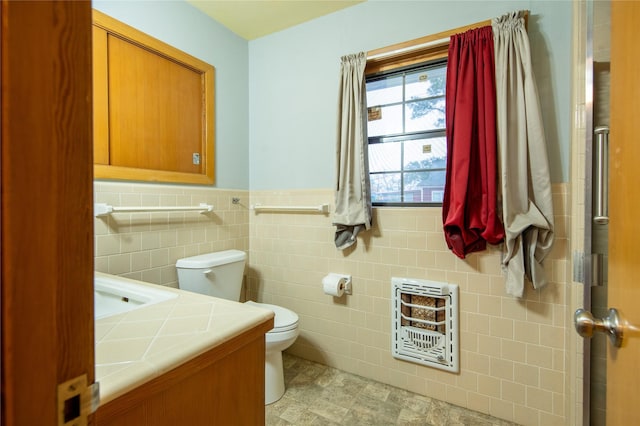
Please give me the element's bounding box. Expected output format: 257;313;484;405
57;375;100;426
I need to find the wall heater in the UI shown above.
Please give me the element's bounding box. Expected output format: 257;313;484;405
391;277;459;373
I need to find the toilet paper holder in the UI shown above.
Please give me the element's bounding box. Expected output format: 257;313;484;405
340;275;352;295
323;273;352;295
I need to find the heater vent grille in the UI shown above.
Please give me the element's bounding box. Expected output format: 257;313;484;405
391;277;459;372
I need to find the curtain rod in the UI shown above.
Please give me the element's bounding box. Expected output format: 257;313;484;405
366;11;528;63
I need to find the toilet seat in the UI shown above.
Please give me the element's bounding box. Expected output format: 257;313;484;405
245;301;299;333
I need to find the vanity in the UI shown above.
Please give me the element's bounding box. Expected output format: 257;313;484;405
93;273;274;425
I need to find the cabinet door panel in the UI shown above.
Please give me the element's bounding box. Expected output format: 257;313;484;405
108;35;203;174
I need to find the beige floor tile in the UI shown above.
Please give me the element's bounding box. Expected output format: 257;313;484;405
267;353;520;425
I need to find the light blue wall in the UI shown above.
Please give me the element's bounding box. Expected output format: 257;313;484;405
93;0;250;189
248;0;572;189
92;0;572;190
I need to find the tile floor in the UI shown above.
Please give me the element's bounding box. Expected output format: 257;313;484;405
266;353;519;426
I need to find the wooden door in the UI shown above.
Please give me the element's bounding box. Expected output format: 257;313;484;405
1;1;95;425
606;2;640;425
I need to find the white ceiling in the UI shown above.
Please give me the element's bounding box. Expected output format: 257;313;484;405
186;0;365;40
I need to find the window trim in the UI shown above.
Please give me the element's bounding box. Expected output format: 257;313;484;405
365;21;490;75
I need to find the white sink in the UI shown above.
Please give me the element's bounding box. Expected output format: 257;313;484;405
95;273;178;320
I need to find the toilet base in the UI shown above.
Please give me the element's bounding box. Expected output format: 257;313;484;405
265;350;285;405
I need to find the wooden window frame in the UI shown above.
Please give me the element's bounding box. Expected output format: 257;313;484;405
365;19;494;75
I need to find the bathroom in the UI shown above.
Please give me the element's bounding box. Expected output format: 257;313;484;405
2;0;632;425
93;0;574;424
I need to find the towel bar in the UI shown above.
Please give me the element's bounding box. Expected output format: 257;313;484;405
251;204;329;213
94;203;214;217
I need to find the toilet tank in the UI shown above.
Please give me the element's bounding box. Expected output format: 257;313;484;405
176;250;246;301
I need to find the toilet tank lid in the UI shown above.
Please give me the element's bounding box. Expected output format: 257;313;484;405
176;250;246;269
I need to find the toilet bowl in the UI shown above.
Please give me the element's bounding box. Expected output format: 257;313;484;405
246;301;299;404
176;250;299;405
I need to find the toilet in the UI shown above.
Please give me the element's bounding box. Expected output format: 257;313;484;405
176;250;299;405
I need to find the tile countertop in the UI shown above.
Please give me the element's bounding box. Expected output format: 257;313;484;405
94;273;274;406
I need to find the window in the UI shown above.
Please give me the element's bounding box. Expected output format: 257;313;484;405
366;60;447;206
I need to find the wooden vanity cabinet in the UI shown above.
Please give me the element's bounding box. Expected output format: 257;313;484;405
92;10;215;185
95;319;272;425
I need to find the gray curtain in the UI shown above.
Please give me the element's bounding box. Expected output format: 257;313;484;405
492;11;555;297
333;52;372;250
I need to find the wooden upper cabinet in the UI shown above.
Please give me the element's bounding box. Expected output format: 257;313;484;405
93;10;215;184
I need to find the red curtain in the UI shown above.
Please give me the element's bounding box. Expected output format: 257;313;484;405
442;26;504;259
